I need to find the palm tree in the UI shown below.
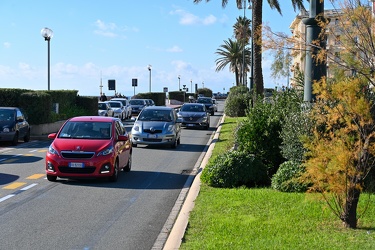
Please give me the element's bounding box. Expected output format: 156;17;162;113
233;16;251;86
215;38;250;86
233;16;251;44
194;0;305;96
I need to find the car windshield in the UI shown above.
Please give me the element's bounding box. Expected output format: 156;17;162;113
138;110;172;122
180;105;204;112
98;103;107;110
0;110;15;121
197;98;212;104
58;121;112;139
108;102;121;108
130;100;144;105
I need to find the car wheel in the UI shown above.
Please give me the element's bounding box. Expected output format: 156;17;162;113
47;175;57;182
205;123;210;130
171;138;178;149
11;132;19;146
23;129;30;142
109;161;119;182
211;111;214;115
123;153;132;172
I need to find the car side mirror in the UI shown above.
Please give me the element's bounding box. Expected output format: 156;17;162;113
118;134;129;141
48;133;57;139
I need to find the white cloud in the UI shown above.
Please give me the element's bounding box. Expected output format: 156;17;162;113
3;42;11;48
94;19;119;37
167;45;182;53
170;9;217;26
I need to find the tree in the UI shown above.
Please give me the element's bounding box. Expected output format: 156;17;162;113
194;0;305;97
215;38;250;86
233;16;252;86
303;77;375;229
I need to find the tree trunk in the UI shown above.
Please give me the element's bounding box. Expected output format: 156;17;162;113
253;0;264;96
341;187;360;228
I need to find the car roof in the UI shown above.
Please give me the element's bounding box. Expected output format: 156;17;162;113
68;116;117;122
182;103;205;107
142;106;173;111
0;107;19;110
111;98;128;100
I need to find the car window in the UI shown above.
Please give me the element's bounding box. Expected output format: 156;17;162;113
130;100;145;105
108;102;121;107
16;110;24;121
0;110;15;121
98;103;107;110
115;120;125;136
197;98;211;104
59;121;112;139
138;110;172;121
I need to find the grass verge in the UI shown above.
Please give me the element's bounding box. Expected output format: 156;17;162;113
179;116;375;250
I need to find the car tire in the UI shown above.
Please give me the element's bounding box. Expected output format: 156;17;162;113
11;132;18;146
23;130;30;142
47;175;57;182
123;153;132;172
109;161;119;182
211;111;214;115
205;123;210;130
171;138;178;149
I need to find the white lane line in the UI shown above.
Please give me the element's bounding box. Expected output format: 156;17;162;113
0;183;38;203
20;183;38;191
0;194;15;203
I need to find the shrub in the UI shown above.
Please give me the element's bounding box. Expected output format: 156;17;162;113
224;86;251;117
235;89;304;177
279;108;312;164
201;150;269;188
271;161;309;193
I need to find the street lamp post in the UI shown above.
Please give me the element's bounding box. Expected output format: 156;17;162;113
178;75;181;91
41;27;53;91
190;79;192;94
202;81;204;88
148;64;152;92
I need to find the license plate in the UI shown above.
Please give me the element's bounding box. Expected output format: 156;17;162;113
69;162;84;168
147;134;158;138
187;124;194;127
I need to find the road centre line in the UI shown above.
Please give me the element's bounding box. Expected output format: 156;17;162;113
0;194;15;203
0;183;39;203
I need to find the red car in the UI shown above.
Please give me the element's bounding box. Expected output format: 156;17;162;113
45;116;132;182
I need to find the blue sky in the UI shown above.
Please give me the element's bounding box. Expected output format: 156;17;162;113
0;0;311;97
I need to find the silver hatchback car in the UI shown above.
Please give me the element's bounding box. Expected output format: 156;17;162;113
131;106;182;148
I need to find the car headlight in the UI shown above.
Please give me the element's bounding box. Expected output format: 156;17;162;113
168;125;174;132
48;145;60;156
132;123;140;132
98;146;114;156
2;127;10;133
99;111;106;116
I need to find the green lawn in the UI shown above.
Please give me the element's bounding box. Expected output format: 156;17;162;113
179;117;375;250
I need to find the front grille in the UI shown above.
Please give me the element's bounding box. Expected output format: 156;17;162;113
58;166;96;174
183;117;199;122
143;138;163;142
144;129;162;134
61;151;95;159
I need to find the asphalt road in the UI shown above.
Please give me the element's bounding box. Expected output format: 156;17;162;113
0;100;224;250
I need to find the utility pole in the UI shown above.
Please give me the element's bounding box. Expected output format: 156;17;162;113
302;0;326;102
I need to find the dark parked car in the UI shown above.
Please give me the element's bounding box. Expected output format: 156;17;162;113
196;97;215;115
129;99;148;116
0;107;30;145
131;106;182;148
45;116;132;182
177;103;210;130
